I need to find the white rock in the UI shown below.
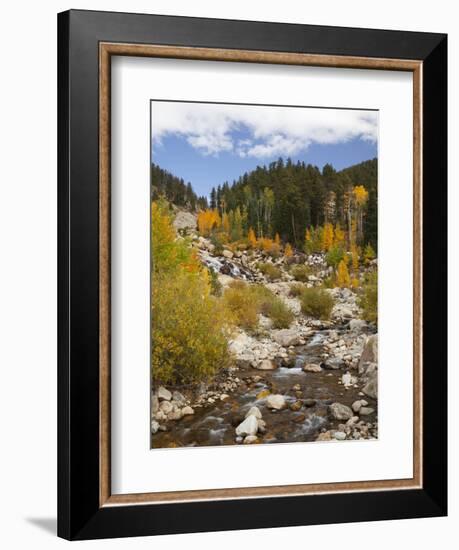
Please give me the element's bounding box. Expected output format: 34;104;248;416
303;363;322;373
159;401;173;414
342;372;352;387
151;420;159;434
222;249;234;259
235;415;259;436
333;431;347;440
266;394;287;410
157;386;172;401
245;406;262;420
255;359;277;371
359;407;375;416
181;406;194;416
151;396;160;413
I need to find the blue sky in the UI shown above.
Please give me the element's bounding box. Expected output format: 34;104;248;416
151;102;378;198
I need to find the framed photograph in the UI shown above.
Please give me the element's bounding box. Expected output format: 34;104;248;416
58;9;447;540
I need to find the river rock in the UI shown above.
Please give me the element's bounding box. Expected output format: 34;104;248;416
235;415;259;436
228;332;252;355
222;249;234;259
322;358;343;370
151;395;160;414
245;406;262;420
349;319;367;332
159;400;173;414
289;400;303;411
303;363;322;373
181;406;194;416
362;371;378;399
243;435;258;444
329;402;354;420
157;386;172;401
342;372;352;387
358;334;378;373
266;394;287;410
272;329;301;347
333;431;347;440
351;399;368;413
304;398;317;407
151;420;159;434
255;359;277;371
359;407;375;416
172;391;187;405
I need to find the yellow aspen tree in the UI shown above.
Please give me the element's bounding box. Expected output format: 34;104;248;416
334;223;345;248
337;259;351;288
247;227;257;248
350;243;360;272
274;233;281;246
322;222;334;251
284;243;293;257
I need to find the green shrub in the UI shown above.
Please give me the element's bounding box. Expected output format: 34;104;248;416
222;281;260;331
257;262;282;281
222;281;293;331
325;245;345;268
289;282;306;297
290;264;311;282
261;297;294;329
300;288;334;320
208;267;222;296
358;271;378;323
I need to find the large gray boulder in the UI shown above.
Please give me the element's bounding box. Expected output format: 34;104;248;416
358;334;378;374
329;402;354;420
272;329;302;347
235;415;258;436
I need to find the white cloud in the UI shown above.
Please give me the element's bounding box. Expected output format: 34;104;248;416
151;102;377;158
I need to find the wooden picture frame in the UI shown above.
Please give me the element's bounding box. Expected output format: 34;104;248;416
58;9;447;540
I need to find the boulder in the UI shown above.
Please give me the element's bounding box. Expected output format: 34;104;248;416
255;359;277;371
266;394;287;410
157;386;172;401
159;400;173;414
358;334;378;373
359;406;375;416
245;406;262;420
349;319;367;332
172;391;186;405
235;415;259;436
181;406;194;416
272;329;302;347
303;363;322;373
362;371;378;399
151;420;159;434
222;249;234;259
151;395;160;414
351;399;368;413
333;431;347;440
329;402;354;420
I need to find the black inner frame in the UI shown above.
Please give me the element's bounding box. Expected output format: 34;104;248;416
58;9;447;540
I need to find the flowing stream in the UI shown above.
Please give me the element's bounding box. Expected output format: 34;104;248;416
151;329;376;448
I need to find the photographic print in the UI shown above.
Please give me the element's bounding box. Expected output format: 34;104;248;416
150;101;378;449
